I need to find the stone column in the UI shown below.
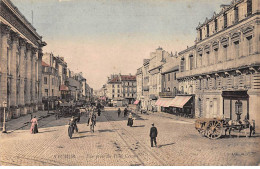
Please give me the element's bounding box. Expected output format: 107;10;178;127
19;38;26;107
31;48;37;104
0;24;11;106
25;43;32;105
10;32;19;107
38;48;43;104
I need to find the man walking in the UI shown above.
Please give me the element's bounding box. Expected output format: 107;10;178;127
118;108;121;117
150;123;158;147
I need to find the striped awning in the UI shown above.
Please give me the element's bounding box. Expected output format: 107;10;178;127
133;100;140;105
168;96;192;108
155;98;173;107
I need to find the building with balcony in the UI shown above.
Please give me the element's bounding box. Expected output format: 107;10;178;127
177;0;260;123
0;0;46;121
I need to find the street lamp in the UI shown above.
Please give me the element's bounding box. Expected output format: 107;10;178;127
2;101;7;133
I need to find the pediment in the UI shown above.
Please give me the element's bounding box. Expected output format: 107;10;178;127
242;25;254;34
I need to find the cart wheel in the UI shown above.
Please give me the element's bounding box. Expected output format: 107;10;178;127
207;121;223;139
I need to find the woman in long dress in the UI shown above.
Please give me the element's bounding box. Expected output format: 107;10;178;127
30;116;38;134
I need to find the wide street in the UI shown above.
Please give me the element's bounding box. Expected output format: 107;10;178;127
0;107;259;166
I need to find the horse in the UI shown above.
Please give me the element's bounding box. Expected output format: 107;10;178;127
224;119;255;138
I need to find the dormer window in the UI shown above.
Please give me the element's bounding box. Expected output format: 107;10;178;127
234;6;239;23
224;13;227;28
214;19;218;32
206;24;209;37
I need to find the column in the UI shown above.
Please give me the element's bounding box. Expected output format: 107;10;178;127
10;32;19;107
25;43;32;105
38;48;43;104
31;48;37;104
0;24;11;106
19;38;26;106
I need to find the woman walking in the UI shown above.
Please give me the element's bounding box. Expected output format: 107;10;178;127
30;116;38;134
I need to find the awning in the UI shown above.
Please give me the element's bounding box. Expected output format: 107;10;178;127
168;96;192;108
60;84;69;91
155;98;173;107
133;100;140;105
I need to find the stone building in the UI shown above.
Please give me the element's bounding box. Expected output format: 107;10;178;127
136;67;143;106
177;0;260;124
148;47;172;111
0;0;46;120
106;74;137;104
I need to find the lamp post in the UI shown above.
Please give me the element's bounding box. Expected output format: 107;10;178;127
2;101;7;133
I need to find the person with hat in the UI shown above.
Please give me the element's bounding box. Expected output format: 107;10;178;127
150;123;158;147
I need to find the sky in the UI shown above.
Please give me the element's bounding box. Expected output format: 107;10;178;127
12;0;228;90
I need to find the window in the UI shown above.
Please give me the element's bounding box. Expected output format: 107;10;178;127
180;58;185;72
189;55;194;70
112;85;114;88
168;74;170;81
52;78;54;85
214;48;218;64
206;51;210;66
118;94;120;97
223;45;228;61
224;13;227;28
44;77;48;84
52;89;54;96
247;36;253;55
112;94;114;98
214;19;218;32
174;73;176;80
112;89;115;93
206;24;209;37
247;0;252;16
199;29;202;40
118;89;120;93
234;41;239;58
118;84;120;88
45;89;48;95
234;7;239;23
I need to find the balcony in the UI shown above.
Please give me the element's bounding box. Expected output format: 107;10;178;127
177;54;260;79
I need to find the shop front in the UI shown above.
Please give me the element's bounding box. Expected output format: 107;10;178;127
222;90;249;121
168;95;195;118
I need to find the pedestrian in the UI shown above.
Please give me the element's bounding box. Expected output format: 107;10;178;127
124;108;128;117
118;108;121;117
150;123;158;147
30;116;38;134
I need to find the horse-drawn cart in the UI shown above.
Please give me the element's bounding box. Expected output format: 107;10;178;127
195;117;255;139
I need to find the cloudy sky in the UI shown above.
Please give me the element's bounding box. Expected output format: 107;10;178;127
12;0;227;90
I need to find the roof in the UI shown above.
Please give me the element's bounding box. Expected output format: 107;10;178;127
121;75;136;81
109;76;120;83
42;61;50;67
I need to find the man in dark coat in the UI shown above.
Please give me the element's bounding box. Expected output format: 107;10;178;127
150;123;158;147
118;108;121;117
124;108;128;117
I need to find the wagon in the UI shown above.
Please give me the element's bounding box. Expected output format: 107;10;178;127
195;117;255;139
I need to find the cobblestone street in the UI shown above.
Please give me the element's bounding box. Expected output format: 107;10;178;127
0;107;259;166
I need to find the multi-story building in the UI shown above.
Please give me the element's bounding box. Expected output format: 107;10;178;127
136;67;143;106
142;59;150;110
177;0;260;124
106;74;136;104
0;0;46;120
148;47;172;111
121;75;137;104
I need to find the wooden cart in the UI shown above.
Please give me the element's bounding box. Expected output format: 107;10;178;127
195;118;255;139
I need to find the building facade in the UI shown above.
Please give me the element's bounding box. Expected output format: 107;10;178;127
177;0;260;124
0;0;46;121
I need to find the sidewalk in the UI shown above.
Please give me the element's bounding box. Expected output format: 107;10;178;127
0;111;54;133
130;108;195;124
